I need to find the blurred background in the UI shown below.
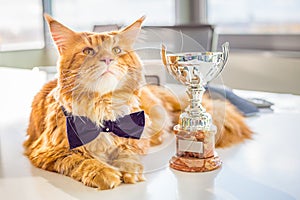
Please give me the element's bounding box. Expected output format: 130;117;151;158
0;0;300;94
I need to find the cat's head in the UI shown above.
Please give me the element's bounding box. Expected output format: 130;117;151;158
44;14;145;98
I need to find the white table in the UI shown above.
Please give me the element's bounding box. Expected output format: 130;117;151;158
1;67;299;200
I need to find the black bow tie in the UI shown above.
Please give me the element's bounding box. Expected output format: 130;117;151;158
62;107;145;149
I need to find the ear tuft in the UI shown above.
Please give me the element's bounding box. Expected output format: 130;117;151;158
44;13;75;54
136;15;146;24
119;16;146;45
44;13;54;24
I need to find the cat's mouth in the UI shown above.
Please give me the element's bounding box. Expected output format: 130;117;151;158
101;69;115;76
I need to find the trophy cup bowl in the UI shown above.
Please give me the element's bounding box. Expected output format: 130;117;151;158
161;42;229;172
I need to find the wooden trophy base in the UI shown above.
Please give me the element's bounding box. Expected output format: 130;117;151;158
169;154;222;172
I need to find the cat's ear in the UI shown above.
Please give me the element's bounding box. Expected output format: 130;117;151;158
119;16;145;45
44;13;76;54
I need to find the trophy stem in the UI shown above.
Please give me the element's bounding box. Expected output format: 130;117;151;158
180;80;211;132
187;82;206;115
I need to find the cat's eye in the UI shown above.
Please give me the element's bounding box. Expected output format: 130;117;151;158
112;47;122;54
83;47;95;56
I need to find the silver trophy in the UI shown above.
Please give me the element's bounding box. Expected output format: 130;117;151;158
161;42;229;172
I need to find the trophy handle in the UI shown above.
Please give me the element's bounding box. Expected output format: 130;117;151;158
222;42;229;67
161;44;167;66
161;44;181;82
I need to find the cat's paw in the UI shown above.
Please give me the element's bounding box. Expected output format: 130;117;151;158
113;159;145;184
80;166;122;190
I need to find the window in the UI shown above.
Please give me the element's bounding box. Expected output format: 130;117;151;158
0;0;44;51
208;0;300;34
207;0;300;51
52;0;175;31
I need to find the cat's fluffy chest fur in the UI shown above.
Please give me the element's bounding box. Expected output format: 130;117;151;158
62;91;141;124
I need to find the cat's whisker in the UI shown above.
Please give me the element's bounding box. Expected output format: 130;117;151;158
60;69;80;75
76;66;97;77
87;72;98;80
60;82;77;90
60;84;81;95
79;65;98;74
60;74;79;81
60;74;78;81
61;69;78;73
73;90;88;102
79;68;99;79
88;92;93;99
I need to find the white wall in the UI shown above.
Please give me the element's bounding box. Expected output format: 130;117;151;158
217;52;300;95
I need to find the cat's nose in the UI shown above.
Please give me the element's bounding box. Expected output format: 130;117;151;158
100;58;114;66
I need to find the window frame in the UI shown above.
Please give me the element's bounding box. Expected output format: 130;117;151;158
204;0;300;53
175;0;300;53
0;0;46;52
1;0;299;53
217;34;300;53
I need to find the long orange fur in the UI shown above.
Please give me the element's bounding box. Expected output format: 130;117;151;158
24;14;252;189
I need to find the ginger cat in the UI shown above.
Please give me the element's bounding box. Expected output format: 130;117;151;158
24;14;252;190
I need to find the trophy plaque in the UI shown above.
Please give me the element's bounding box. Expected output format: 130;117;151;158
161;42;229;172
